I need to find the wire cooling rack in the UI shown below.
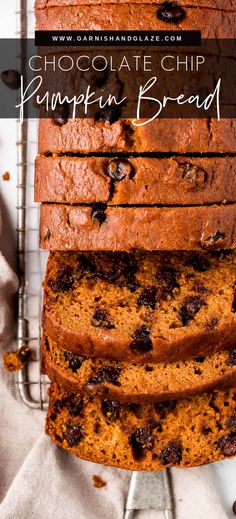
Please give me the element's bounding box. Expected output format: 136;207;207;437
16;0;49;409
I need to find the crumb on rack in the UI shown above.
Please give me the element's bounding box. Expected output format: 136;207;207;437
92;475;107;489
2;171;10;181
3;345;31;372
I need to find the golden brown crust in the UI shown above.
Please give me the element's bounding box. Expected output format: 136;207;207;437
46;383;236;471
35;155;236;205
35;4;236;37
35;0;236;9
42;335;236;404
38;118;236;154
40;203;236;251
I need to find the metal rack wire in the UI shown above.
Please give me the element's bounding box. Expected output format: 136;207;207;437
16;0;49;409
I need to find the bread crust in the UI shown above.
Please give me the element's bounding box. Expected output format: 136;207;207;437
42;336;236;404
35;155;236;205
35;4;236;37
38;118;236;154
40;203;236;251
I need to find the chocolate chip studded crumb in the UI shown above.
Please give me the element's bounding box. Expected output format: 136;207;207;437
87;366;121;388
91;309;115;329
64;423;84;447
137;286;157;310
101;400;121;422
92;475;107;489
218;433;236;456
3;345;31;372
49;266;74;292
157;2;186;24
159;441;182;465
130;425;154;459
64;351;85;373
60;394;84;417
179;296;206;326
188;253;210;272
130;325;153;354
2;171;10;181
155;400;177;418
156;266;179;299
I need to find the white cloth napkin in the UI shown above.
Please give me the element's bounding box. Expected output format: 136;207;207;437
0;234;229;519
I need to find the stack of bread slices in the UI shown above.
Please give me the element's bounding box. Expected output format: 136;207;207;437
35;0;236;470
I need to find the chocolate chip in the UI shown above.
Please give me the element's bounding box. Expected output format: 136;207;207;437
137;286;157;310
188;253;210;272
194;368;202;375
1;69;21;90
79;254;97;276
83;64;108;88
226;415;236;429
194;356;205;363
66;395;84;417
201;231;225;250
159;441;182;465
157;2;186;24
91;203;107;225
106;159;133;181
49;266;74;292
101;400;121;421
180;162;206;190
130;326;153;354
179;295;206;326
87;366;121;387
52;102;70;125
218;433;236;456
155;400;177;418
204;317;219;330
95;105;121;124
91;309;115;330
64;423;84;447
64;351;85;372
228;349;236;367
130;425;154;459
156;266;179;299
145;365;154;372
201;427;212;436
